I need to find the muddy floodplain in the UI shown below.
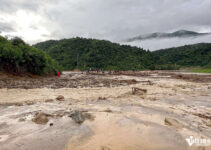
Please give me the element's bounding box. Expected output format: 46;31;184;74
0;71;211;150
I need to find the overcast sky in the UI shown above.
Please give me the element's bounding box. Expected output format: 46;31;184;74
0;0;211;50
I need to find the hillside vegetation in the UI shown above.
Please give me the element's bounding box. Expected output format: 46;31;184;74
153;43;211;68
34;38;156;70
0;36;61;75
34;38;211;71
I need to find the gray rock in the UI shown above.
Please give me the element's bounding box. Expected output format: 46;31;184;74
69;110;95;124
70;111;85;124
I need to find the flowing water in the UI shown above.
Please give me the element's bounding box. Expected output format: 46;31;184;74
0;71;210;150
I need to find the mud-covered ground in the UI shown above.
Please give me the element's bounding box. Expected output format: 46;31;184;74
0;72;138;89
0;71;211;150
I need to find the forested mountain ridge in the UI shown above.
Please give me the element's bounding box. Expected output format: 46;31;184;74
34;37;211;71
153;43;211;68
34;37;155;70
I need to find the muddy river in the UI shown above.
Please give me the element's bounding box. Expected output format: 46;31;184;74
0;71;210;150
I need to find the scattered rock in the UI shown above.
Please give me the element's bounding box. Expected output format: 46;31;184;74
32;112;49;125
103;108;112;113
69;111;85;124
19;118;26;122
56;95;65;101
194;113;211;120
98;97;107;101
132;87;147;95
49;123;54;127
15;103;24;106
25;101;35;105
45;99;54;103
69;110;95;124
165;117;185;129
208;86;211;89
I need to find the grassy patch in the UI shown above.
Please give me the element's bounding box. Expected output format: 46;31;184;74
192;68;211;73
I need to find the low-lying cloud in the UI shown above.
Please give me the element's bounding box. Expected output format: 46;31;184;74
124;34;211;51
0;0;211;47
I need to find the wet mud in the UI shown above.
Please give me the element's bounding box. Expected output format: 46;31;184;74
0;71;210;150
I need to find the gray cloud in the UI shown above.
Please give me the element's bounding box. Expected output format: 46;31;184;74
0;0;211;49
0;22;15;32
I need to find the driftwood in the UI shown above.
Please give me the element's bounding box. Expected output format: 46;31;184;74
139;80;153;85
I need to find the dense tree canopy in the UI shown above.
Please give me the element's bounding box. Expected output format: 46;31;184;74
35;37;154;70
34;38;211;71
0;36;61;75
153;43;211;68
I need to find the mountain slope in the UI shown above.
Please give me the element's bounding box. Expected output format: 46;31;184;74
34;37;154;70
34;37;211;71
152;43;211;67
127;30;210;42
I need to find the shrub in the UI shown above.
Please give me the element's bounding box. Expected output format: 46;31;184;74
0;36;61;75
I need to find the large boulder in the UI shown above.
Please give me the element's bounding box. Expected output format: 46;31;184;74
69;110;95;124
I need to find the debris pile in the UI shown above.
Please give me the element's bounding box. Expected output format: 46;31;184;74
0;74;139;89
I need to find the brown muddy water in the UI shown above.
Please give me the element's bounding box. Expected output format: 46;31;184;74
0;71;211;150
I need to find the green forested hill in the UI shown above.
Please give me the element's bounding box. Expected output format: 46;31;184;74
34;37;211;71
153;43;211;68
0;36;61;75
34;37;154;70
1;35;210;74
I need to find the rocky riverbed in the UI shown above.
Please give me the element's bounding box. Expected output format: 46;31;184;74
0;71;210;150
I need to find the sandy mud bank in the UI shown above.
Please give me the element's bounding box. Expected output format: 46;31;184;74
0;71;210;150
